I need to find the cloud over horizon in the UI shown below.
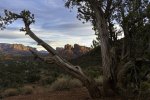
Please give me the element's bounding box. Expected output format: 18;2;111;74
0;0;95;50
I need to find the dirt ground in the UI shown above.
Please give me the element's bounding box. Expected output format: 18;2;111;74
2;87;125;100
3;88;92;100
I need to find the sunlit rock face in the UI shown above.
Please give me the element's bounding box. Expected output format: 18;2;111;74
11;44;30;51
0;43;37;56
73;44;91;57
56;44;91;60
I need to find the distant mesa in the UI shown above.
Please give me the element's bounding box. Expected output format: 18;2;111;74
0;43;37;56
0;43;91;60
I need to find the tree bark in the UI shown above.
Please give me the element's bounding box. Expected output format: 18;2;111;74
88;0;117;95
98;18;116;96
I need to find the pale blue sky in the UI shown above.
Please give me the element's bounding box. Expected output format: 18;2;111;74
0;0;95;50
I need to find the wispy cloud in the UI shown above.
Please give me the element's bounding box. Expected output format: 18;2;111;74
0;30;26;39
0;0;95;50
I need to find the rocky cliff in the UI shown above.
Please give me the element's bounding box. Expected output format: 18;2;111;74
56;44;91;60
0;43;37;56
0;43;91;60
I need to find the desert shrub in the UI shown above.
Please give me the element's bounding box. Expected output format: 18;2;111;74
50;76;82;91
138;90;150;100
39;76;56;85
19;86;33;95
50;77;70;91
39;70;59;85
95;76;103;86
24;62;41;83
25;72;40;83
69;79;82;88
2;88;19;97
86;68;101;78
1;86;34;98
140;82;150;91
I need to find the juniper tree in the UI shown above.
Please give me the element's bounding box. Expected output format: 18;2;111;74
65;0;150;96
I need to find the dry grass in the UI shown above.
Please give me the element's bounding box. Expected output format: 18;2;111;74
69;79;83;88
1;85;34;98
3;87;90;100
19;85;33;95
2;88;19;97
95;76;103;86
50;76;82;91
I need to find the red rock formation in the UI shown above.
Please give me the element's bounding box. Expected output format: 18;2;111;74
0;43;91;59
0;43;37;56
56;44;91;60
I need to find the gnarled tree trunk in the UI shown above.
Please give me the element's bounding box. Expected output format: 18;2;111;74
88;0;117;96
